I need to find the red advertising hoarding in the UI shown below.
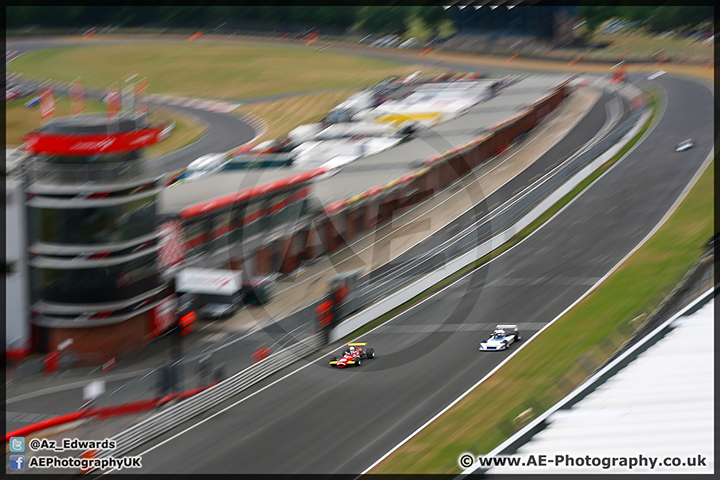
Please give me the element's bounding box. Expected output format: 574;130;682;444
23;125;165;155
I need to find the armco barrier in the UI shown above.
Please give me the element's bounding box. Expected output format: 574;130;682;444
336;104;648;338
329;93;650;343
87;399;161;421
91;333;324;464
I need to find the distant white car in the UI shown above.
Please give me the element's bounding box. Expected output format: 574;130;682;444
185;153;229;180
675;139;695;152
479;325;521;351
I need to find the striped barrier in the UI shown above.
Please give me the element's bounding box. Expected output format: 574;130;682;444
237;112;269;143
6;411;88;444
6;50;22;63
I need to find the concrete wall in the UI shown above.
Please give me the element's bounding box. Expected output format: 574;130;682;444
45;311;149;365
5;177;30;358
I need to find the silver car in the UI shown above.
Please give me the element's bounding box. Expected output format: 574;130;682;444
675;139;695;152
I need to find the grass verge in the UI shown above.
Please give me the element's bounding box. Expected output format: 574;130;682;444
5;97;106;145
9;43;430;100
233;90;357;143
367;94;713;472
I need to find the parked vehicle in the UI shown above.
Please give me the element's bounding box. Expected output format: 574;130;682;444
240;275;277;306
185;153;229;180
175;268;243;320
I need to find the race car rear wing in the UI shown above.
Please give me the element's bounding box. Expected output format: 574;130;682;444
348;343;366;346
496;324;519;331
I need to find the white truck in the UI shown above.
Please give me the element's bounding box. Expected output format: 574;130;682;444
175;268;243;320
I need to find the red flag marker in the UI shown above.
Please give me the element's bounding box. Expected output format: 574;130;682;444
106;85;121;120
70;80;85;116
135;79;149;117
40;85;55;120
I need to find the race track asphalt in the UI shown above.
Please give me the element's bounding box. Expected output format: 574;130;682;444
121;74;712;474
146;105;255;174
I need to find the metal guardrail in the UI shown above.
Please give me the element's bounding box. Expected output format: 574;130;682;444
94;332;324;462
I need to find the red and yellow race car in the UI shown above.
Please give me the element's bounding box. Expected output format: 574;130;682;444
329;343;375;368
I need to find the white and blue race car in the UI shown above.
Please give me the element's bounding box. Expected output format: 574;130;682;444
479;325;521;351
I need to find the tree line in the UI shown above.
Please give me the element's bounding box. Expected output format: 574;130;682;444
6;6;452;38
578;6;713;35
7;6;713;38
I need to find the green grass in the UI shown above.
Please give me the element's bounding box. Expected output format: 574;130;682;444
5;96;106;145
9;43;430;100
370;88;714;473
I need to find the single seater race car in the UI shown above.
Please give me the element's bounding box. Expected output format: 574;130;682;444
479;325;521;351
329;342;375;368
